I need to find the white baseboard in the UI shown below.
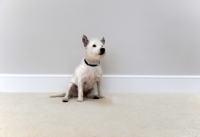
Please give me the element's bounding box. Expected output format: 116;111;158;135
0;74;200;93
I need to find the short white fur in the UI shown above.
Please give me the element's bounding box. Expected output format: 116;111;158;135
50;35;106;102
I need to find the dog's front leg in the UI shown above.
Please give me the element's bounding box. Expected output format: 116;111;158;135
97;80;104;98
77;79;84;102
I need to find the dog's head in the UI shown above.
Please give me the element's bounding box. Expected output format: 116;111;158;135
82;35;106;60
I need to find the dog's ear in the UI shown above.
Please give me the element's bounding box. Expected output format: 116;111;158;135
101;37;105;45
82;35;89;47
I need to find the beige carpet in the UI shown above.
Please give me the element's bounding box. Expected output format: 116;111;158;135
0;93;200;137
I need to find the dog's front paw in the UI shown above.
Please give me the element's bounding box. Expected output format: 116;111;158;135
62;98;68;102
77;98;83;102
93;95;100;99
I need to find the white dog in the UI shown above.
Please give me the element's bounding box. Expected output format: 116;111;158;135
50;35;105;102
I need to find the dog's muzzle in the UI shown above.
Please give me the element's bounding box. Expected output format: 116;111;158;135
100;48;105;55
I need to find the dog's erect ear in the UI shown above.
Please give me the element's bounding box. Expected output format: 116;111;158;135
82;35;89;47
101;37;105;45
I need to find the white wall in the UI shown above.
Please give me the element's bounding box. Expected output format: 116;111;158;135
1;0;200;75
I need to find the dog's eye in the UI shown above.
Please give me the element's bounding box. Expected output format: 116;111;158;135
93;44;96;47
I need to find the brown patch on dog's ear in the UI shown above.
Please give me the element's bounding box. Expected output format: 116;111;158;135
101;37;105;45
82;35;89;47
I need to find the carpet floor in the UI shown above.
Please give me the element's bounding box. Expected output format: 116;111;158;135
0;93;200;137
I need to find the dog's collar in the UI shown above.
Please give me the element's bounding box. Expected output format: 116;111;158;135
84;59;100;67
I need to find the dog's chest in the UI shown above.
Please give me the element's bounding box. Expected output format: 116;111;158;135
82;66;102;78
80;66;102;85
78;67;101;90
82;76;99;91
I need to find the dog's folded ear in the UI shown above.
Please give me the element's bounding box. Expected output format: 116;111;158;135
82;35;89;47
101;37;105;45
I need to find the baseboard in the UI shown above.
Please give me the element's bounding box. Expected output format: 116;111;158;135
0;74;200;93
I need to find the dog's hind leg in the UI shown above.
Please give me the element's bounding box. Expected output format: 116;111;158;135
62;83;74;102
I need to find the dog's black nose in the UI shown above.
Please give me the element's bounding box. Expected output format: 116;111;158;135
100;48;105;54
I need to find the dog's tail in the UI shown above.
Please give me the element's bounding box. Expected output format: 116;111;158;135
50;93;66;98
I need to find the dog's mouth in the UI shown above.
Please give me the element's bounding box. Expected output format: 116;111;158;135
99;52;105;55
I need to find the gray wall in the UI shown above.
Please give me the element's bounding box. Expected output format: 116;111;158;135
0;0;200;75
